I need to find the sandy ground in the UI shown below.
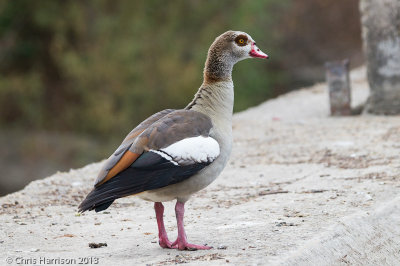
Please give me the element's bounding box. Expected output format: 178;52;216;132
1;67;400;265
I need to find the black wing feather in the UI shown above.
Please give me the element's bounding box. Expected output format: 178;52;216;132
78;151;210;212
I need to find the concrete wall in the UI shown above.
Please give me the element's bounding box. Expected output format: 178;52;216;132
360;0;400;114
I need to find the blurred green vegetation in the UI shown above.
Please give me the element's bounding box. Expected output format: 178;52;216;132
0;0;288;138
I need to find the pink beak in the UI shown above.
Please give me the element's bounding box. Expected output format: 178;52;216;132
249;42;269;59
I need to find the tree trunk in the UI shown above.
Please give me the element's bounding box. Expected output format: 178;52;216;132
360;0;400;114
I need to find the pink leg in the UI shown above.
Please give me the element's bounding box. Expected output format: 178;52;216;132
171;201;212;250
154;202;173;248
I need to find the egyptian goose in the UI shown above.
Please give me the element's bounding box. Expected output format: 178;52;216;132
79;31;268;250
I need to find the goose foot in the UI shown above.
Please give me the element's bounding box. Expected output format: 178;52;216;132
154;202;173;249
171;201;212;251
171;238;212;251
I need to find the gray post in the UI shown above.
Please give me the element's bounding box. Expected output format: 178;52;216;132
360;0;400;114
325;60;352;116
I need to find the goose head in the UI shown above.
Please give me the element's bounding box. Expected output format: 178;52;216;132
229;31;269;61
204;30;268;83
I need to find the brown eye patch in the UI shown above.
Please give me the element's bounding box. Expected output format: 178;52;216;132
235;34;248;46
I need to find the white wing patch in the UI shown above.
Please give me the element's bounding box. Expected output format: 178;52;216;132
150;150;179;166
160;136;220;165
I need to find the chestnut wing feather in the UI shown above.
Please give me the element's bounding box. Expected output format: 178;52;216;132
78;151;211;212
95;109;175;186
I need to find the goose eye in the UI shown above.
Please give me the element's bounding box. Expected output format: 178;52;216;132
235;35;248;46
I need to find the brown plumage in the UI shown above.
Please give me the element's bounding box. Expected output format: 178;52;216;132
94;110;212;187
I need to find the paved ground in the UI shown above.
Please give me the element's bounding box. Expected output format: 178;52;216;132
1;67;400;265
